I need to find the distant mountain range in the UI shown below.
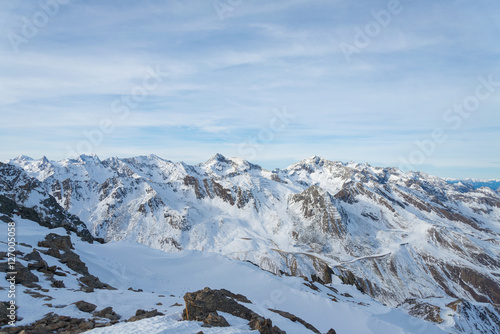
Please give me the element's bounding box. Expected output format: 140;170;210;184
2;154;500;333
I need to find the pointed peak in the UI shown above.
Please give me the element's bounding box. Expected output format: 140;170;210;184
205;153;229;164
299;155;328;166
213;153;227;162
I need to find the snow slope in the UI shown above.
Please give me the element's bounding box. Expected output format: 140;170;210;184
0;217;445;334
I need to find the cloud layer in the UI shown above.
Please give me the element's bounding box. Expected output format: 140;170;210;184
1;0;499;178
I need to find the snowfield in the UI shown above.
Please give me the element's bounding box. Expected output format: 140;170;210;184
1;217;445;334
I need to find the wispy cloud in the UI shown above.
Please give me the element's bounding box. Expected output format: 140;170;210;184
0;0;499;178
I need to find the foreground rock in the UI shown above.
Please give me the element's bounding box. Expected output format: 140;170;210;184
94;306;121;321
0;262;39;285
182;287;285;333
0;312;108;333
74;300;97;313
127;309;164;322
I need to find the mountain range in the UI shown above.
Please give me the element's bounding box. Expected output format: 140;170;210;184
2;154;500;333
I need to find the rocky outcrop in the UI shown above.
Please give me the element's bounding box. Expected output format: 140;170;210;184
79;274;115;292
0;301;18;326
290;185;345;239
0;312;117;333
1;262;39;285
38;233;73;251
399;299;443;324
94;306;121;320
182;287;285;333
249;316;286;334
182;287;255;322
127;309;164;322
74;300;97;313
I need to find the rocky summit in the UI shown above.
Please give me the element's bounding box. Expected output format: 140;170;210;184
1;154;499;333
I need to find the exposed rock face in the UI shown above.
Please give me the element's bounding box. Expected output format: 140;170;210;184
1;262;39;285
447;299;500;334
127;309;164;322
38;233;74;251
94;306;121;320
202;312;230;327
74;300;97;313
0;301;17;326
78;274;115;292
248;316;285;334
182;287;285;333
399;299;444;324
24;250;48;272
0;312;114;333
289;185;345;240
182;287;255;322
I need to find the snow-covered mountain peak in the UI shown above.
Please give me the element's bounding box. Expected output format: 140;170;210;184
75;154;102;165
200;153;261;176
294;155;330;167
11;155;34;163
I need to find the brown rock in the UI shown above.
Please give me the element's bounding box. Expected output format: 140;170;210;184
202;312;229;327
249;316;286;334
37;233;74;251
182;287;285;334
1;262;39;285
127;309;164;322
94;306;121;320
59;250;89;275
182;287;255;322
74;300;97;313
79;274;115;291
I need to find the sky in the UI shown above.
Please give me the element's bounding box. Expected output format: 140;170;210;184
0;0;499;179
